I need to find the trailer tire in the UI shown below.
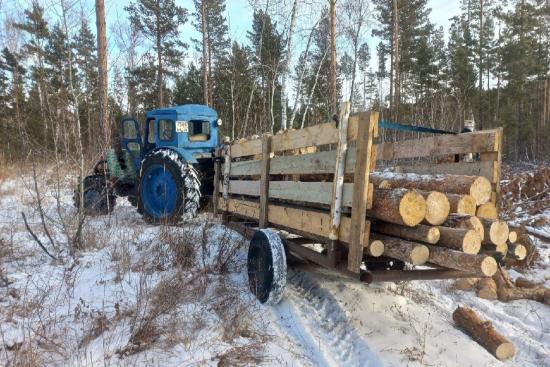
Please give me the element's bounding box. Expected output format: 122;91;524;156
247;229;287;305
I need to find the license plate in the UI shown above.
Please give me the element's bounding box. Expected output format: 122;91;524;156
176;121;188;133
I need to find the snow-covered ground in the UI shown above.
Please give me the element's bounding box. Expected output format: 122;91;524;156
0;168;548;366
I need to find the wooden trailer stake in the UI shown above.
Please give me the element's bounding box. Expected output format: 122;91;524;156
213;147;221;216
259;135;271;228
348;111;377;273
328;102;351;267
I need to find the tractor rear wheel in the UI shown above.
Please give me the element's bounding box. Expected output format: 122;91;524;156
247;229;287;304
137;150;201;224
74;175;116;215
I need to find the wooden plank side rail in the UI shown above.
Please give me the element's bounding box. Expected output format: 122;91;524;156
376;129;500;161
219;197;371;248
229;114;363;158
348;111;378;273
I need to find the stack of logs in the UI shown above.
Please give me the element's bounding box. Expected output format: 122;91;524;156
363;172;527;278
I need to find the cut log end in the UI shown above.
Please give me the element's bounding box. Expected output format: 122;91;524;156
509;243;527;260
410;245;430;266
455;277;479;291
495;343;516;361
476;278;498;300
368;240;385;257
481;257;498;277
427;227;441;244
463;230;482;254
469;216;485;240
470;176;492;205
508;231;517;244
489;220;510;246
448;194;477;215
477;203;498;220
399;191;427;227
424;191;450;225
495;243;508;256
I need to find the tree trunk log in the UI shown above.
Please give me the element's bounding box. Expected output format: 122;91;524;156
452;306;516;361
447;194;477;215
367;188;426;227
478;218;509;246
421;191;450;225
370;172;492;205
514;277;542;289
493;269;549;304
477;278;498;300
442;214;484;240
477;202;498;220
437;227;481;254
373;234;429;265
373;222;440;244
455;277;479;291
427;245;497;276
508;231;517;243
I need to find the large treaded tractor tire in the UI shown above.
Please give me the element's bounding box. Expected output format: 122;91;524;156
247;229;287;305
137;149;201;224
74;175;116;215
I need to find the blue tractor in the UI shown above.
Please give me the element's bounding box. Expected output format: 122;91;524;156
75;104;221;223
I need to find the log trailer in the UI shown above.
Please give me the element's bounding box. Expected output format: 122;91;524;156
77;103;515;306
213;103;513;305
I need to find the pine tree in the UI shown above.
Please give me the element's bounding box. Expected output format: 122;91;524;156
73;17;98;151
192;0;230;106
173;63;203;105
247;10;283;132
126;0;188;107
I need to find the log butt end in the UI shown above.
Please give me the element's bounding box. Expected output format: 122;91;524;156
399;191;427;227
368;240;385;257
508;231;518;243
463;230;482;254
425;191;450;225
410;245;429;265
477;203;498;220
495;343;516;361
457;195;477;216
481;257;498;277
470;176;492;205
489;220;510;246
427;227;441;244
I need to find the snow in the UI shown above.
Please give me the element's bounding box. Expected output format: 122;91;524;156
0;170;549;366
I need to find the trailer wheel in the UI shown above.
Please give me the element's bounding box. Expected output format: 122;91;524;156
247;229;287;305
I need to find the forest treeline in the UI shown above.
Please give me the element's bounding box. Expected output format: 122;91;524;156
0;0;548;163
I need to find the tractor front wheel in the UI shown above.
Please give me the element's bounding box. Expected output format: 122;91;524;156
74;175;116;215
137;150;201;224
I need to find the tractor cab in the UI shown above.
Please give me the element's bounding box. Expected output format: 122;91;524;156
120;104;221;172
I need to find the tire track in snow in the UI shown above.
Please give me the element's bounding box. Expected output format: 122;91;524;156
273;268;382;367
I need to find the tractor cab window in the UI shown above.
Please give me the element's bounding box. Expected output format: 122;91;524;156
123;120;138;139
147;119;156;144
159;119;174;141
188;120;211;142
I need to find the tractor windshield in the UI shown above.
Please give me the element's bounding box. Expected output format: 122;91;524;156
188;120;210;142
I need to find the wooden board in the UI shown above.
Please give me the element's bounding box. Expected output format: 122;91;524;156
225;148;358;176
376;129;499;161
348;111;377;272
229;115;362;158
394;161;497;182
219;197;370;247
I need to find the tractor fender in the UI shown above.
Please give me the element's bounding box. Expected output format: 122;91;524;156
149;147;198;164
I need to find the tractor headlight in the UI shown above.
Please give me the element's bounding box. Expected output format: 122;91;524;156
216;118;222;126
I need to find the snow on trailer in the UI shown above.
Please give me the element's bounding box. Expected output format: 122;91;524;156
213;103;509;305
